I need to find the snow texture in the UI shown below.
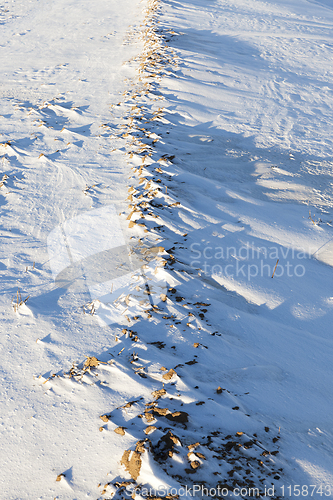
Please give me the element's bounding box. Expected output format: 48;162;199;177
1;0;333;498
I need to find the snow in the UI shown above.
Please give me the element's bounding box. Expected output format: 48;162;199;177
1;0;333;498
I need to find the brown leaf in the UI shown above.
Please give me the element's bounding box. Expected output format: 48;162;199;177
84;356;99;368
151;388;166;400
100;415;109;422
190;460;200;470
145;401;157;407
135;440;146;453
121;450;142;481
144;425;156;435
56;474;65;482
153;407;169;416
162;368;176;380
144;410;155;423
122;399;140;409
114;427;126;436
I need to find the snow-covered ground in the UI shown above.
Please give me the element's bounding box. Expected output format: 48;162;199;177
1;0;333;498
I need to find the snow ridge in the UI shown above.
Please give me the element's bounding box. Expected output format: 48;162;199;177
44;1;294;498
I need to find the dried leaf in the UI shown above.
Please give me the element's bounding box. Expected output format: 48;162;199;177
188;442;200;451
135;440;146;453
114;427;126;436
100;415;109;422
162;368;176;380
153;407;169;416
122;399;140;409
144;425;156;435
191;460;200;470
144;410;155;423
151;388;166;400
84;356;99;368
121;450;142;481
